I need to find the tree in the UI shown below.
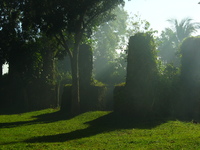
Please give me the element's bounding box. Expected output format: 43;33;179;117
158;18;200;66
92;11;154;85
23;0;125;115
0;0;67;111
167;18;200;42
0;0;40;79
0;0;20;77
92;6;128;85
157;28;179;65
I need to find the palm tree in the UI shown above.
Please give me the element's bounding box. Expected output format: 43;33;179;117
167;18;200;42
158;18;200;66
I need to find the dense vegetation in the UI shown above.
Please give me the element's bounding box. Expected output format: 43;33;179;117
0;0;126;114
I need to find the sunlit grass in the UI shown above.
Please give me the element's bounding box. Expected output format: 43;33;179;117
1;109;200;149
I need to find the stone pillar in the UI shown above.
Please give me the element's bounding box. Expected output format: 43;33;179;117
125;33;158;117
126;34;157;87
79;44;93;86
179;37;200;119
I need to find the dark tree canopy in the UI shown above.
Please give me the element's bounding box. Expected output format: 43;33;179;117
0;0;125;115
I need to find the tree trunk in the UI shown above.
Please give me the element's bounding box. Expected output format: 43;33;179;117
70;43;80;115
42;51;55;81
41;50;57;109
8;60;18;79
59;14;84;115
0;63;2;78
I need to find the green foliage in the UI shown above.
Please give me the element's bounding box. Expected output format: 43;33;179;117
157;64;181;117
157;28;180;66
91;79;106;87
126;13;157;36
115;82;126;87
25;0;126;114
167;18;200;42
56;56;72;85
1;109;200;149
162;64;180;80
59;72;72;84
0;34;61;111
158;18;200;67
92;6;128;85
92;9;156;85
0;0;40;71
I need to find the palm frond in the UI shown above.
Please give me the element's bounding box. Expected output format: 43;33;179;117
167;17;200;42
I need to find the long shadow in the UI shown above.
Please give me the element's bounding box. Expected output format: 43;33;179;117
23;112;167;143
0;110;71;129
0;109;168;144
0;106;27;115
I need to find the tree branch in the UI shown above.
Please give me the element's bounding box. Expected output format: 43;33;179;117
54;32;73;60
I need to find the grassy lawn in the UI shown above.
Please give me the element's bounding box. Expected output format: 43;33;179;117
1;109;200;150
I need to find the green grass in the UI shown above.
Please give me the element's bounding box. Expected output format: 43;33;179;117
1;109;200;150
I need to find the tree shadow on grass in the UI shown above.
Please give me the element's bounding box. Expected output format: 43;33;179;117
23;112;167;143
0;108;168;144
0;110;72;129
